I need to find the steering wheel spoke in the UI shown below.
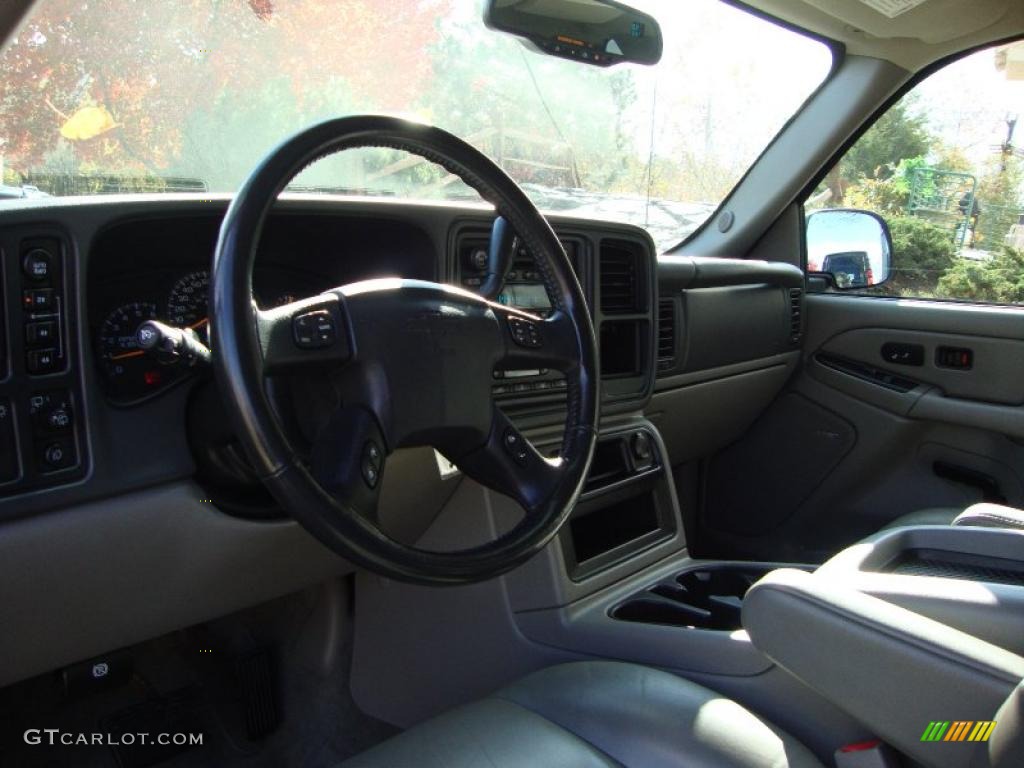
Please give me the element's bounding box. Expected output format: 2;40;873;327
256;294;351;373
456;403;561;515
497;307;578;373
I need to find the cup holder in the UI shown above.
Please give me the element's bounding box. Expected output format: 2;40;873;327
611;565;777;630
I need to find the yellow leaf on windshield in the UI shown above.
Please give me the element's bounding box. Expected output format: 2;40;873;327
60;105;117;141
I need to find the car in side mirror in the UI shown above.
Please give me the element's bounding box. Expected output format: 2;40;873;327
484;0;663;67
806;209;893;289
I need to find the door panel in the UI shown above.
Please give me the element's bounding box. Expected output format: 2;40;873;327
698;293;1024;562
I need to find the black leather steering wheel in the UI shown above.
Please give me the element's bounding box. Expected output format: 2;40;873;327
211;116;598;585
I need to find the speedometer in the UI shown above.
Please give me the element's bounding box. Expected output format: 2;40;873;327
98;301;171;401
167;270;210;330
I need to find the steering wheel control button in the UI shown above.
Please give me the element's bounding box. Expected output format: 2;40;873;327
293;310;336;349
503;428;529;465
22;249;53;282
508;317;542;348
361;440;384;488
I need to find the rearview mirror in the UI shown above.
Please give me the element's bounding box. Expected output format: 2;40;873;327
484;0;663;67
806;209;893;289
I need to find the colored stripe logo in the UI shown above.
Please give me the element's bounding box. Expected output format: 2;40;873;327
921;721;996;742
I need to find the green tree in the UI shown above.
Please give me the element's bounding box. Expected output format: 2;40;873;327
883;215;957;295
936;246;1024;304
842;98;932;183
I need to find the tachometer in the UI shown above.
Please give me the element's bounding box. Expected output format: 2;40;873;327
99;301;175;401
167;270;210;331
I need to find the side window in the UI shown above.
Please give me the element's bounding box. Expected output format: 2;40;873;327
806;42;1024;306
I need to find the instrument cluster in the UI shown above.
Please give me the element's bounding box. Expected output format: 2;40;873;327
94;267;315;403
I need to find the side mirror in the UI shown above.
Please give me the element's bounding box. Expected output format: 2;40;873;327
484;0;663;67
806;209;893;289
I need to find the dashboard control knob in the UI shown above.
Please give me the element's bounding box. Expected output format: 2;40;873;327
22;248;52;282
470;248;489;270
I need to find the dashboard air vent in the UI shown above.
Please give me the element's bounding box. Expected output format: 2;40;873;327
600;241;639;314
789;288;803;342
657;298;676;371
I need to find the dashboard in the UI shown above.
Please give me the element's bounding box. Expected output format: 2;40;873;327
0;197;657;519
0;193;807;692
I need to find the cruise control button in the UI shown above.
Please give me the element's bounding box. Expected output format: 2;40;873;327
361;440;383;488
503;428;528;465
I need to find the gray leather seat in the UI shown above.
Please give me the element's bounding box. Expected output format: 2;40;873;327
881;506;959;530
881;503;1024;531
341;661;823;767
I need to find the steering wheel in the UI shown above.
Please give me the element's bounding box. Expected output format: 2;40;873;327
211;116;598;585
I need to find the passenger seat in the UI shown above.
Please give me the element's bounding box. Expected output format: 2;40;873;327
882;503;1024;531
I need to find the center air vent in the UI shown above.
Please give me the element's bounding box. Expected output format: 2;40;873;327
600;241;640;314
789;288;803;342
657;298;676;371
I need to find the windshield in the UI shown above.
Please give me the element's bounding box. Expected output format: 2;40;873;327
0;0;832;251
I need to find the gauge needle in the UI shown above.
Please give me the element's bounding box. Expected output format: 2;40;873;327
188;317;209;330
109;349;146;361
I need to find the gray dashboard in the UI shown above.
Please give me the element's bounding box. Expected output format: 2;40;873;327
0;195;657;520
0;194;659;685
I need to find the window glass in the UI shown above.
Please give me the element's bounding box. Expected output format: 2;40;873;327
807;43;1024;305
0;0;832;252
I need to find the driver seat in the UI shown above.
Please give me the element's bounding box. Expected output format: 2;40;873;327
340;661;823;767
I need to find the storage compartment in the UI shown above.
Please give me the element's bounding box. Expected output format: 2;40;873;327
611;564;789;630
559;428;675;581
884;548;1024;586
815;525;1024;655
570;493;661;564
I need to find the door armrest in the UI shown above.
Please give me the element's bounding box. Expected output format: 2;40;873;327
743;568;1024;768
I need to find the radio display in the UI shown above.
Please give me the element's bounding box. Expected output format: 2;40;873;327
498;283;551;310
